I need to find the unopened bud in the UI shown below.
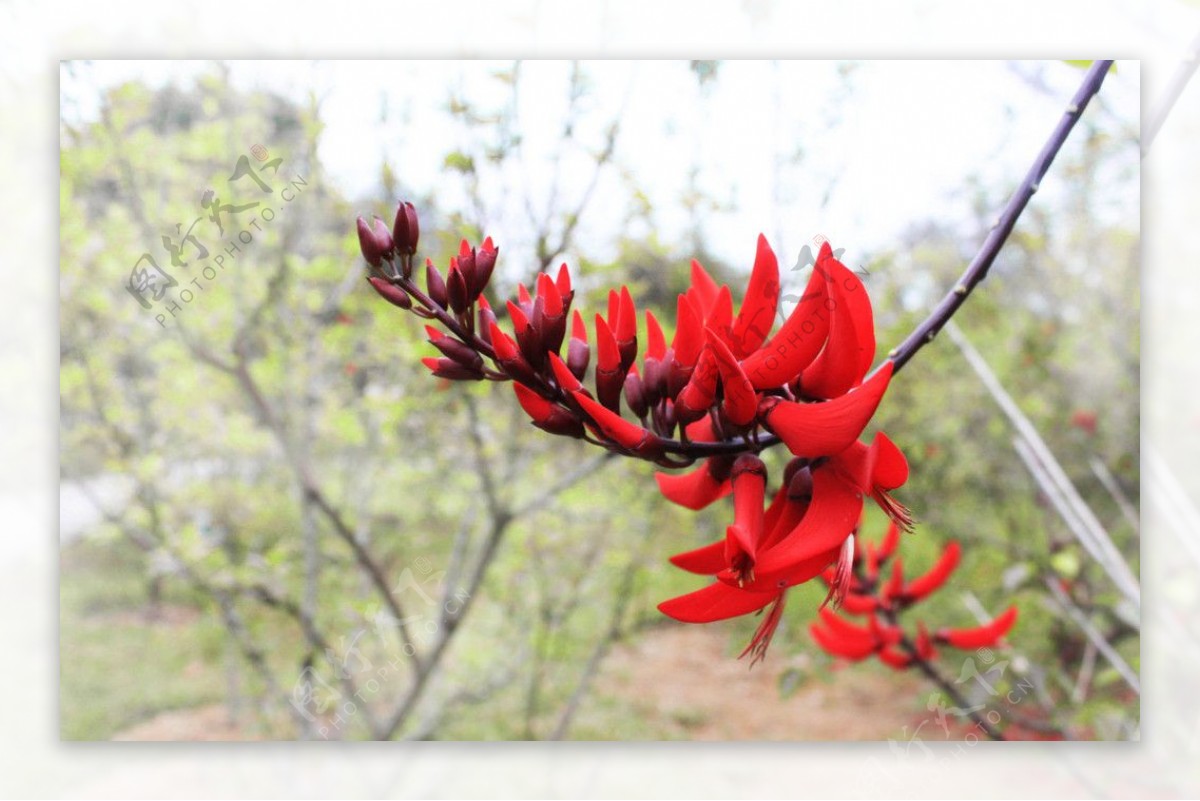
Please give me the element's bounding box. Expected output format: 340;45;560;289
371;217;394;261
425;259;448;308
357;216;382;267
392;201;419;255
368;276;412;309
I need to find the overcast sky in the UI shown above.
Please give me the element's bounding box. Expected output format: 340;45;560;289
60;59;1139;287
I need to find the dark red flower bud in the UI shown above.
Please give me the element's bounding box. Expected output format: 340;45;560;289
549;352;587;395
668;295;704;398
488;322;538;385
572;389;662;458
421;356;483;381
594;314;624;413
425;326;483;371
567;310;590;381
508;300;545;370
536;273;567;355
474;237;498;298
512;383;585;438
392;201;419;256
425;259;448;308
615;286;638;375
455;239;477;295
367;276;412;309
555;263;573;307
371;217;395;261
477;296;497;347
624;365;648;419
447;260;469;315
357;216;382;268
674;344;718;426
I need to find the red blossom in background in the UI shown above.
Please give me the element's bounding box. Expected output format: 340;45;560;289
808;521;1018;671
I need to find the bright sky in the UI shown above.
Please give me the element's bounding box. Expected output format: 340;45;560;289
60;60;1140;286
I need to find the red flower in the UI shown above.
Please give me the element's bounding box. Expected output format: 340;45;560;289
807;522;1018;673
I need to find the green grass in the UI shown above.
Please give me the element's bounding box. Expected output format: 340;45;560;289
59;539;227;740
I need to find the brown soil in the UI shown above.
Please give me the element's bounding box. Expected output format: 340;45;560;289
112;703;262;741
591;624;926;740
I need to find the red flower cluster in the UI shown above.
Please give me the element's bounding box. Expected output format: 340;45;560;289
357;201;915;662
809;522;1018;669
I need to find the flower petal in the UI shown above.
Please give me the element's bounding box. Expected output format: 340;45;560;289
688;258;721;315
739;261;830;389
937;606;1018;650
759;363;893;458
903;541;961;602
799;247;876;398
730;233;780;357
706;327;758;426
658;582;778;623
669;540;727;574
753;468;864;578
655;456;734;510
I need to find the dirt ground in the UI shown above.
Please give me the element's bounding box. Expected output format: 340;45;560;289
589;624;926;740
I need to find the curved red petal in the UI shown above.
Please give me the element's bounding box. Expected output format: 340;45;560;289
573;390;648;449
877;520;902;562
658;582;778;623
706;328;758;426
548;352;584;394
872;431;909;489
754;469;864;577
571;309;588;343
594;314;620;372
706;285;734;340
877;646;914;670
760;363;893;458
646;310;666;359
730;233;780;357
809;621;877;661
689;258;721;315
669;540;727;574
512;382;553;423
739;262;830;390
655;458;734;510
537;272;563;317
937;606;1018;650
903;540;961;602
799;251;876;398
672;294;705;368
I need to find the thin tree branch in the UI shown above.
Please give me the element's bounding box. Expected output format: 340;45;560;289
1042;576;1141;695
883;60;1113;374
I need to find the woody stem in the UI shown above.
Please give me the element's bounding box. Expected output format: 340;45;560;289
881;605;1006;741
897;633;1007;741
880;59;1113;376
